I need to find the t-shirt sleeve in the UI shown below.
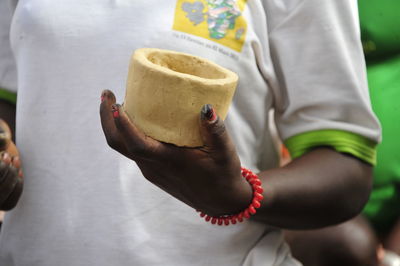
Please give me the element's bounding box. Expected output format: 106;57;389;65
263;0;381;165
0;0;18;104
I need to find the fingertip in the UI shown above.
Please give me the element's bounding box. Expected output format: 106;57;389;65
2;152;11;164
100;89;116;104
199;105;230;150
11;156;21;168
200;104;217;123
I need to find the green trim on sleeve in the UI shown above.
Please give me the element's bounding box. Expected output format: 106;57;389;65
284;130;378;165
0;88;17;105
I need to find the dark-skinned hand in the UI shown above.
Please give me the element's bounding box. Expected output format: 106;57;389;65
0;119;23;211
100;90;252;216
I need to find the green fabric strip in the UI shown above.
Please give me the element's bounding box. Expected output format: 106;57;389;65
0;88;17;105
284;130;377;165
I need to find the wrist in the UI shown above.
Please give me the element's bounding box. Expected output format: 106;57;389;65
197;167;264;225
200;167;253;217
226;168;254;213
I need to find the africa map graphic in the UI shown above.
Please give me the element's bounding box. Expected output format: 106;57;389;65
173;0;247;52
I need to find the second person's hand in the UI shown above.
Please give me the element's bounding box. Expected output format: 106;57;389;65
0;120;23;211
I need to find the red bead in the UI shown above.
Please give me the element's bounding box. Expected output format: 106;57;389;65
237;216;243;222
211;217;217;224
254;180;262;186
252;199;261;209
230;216;237;224
254;192;264;201
217;218;223;226
253;185;263;193
205;215;211;222
250;173;258;179
200;212;206;217
248;205;256;214
224;218;230;226
244;209;250;219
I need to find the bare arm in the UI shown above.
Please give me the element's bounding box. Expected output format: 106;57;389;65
100;90;373;230
255;148;372;229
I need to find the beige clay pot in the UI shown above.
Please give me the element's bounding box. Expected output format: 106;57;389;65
123;48;238;147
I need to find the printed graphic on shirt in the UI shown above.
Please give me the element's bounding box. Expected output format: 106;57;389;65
173;0;247;52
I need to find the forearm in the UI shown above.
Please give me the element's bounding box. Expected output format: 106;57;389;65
100;92;375;229
253;148;373;230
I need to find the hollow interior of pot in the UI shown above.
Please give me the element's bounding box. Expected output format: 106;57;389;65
147;51;227;80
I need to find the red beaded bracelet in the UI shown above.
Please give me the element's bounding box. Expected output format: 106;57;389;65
197;167;264;226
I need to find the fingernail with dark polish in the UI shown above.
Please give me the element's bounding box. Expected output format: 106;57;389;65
112;104;120;118
201;104;216;121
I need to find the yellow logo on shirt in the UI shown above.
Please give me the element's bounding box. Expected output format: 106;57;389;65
173;0;248;52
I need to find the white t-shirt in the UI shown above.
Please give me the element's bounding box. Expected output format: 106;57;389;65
0;1;380;266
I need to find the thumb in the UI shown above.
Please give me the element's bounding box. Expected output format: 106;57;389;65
199;104;231;151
